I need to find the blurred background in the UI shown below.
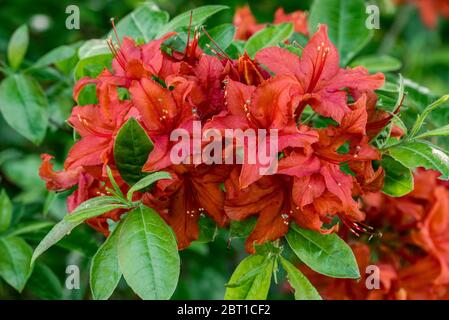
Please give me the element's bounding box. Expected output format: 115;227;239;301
0;0;448;299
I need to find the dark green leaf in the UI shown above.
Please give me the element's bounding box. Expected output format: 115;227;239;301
0;190;12;233
196;215;218;243
114;117;154;185
199;24;236;54
31;45;77;70
26;262;62;300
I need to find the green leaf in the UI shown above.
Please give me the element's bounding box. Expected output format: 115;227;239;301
109;3;169;42
31;45;77;70
90;222;122;300
74;53;113;81
279;256;322;300
381;156;414;197
126;171;171;202
157;5;229;38
286;224;360;279
0;190;12;233
199;24;236;55
7;24;29;70
64;196;127;223
224;254;273;300
26;262;62;300
196;215;218;243
0;74;48;145
31;220;81;265
244;23;294;58
350;55;402;73
230;217;257;239
114;118;154;185
376;75;405;114
0;236;33;292
8;221;54;237
409;95;449;138
117;206;180;300
415;124;449;140
309;0;373;66
78;39;110;59
388;140;449;180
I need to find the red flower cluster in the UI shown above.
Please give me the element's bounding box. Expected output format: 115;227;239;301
233;5;309;40
396;0;449;28
300;169;449;300
39;21;387;253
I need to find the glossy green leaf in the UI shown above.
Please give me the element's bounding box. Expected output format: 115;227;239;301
279;256;322;300
7;24;29;69
90;223;122;300
199;24;236;54
224;254;274;300
0;190;12;233
126;171;171;202
286;224;360;279
64;196;127;223
0;236;33;292
109;3;169;42
74;53;113;81
157;5;228;37
388;140;449;180
309;0;373;66
244;23;294;58
409;95;449;138
118;206;180;300
114;118;154;185
382;156;414;197
0;75;48;145
350;55;402;73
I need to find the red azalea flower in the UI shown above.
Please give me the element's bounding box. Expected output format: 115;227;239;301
255;25;385;123
143;164;229;249
273;8;309;36
396;0;449;28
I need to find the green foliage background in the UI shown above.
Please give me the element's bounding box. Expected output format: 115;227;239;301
0;0;448;299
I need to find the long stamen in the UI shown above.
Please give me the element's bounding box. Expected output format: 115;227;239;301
201;26;231;61
185;11;193;56
110;17;121;46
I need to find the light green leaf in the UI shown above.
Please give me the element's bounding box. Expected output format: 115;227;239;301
64;196;127;223
309;0;373;66
199;24;236;55
0;74;48;145
7;24;29;70
118;206;180;300
388;140;449;180
415;124;449;140
410;95;449;138
90;223;122;300
224;254;273;300
286;224;360;279
0;190;12;233
109;3;169;42
350;55;402;73
157;5;228;38
382;156;414;197
0;236;33;292
78;39;110;59
114;118;154;186
74;53;113;81
244;23;294;58
279;256;322;300
31;220;81;265
126;171;171;202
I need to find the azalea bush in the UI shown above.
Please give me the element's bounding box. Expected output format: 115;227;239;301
0;0;449;300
